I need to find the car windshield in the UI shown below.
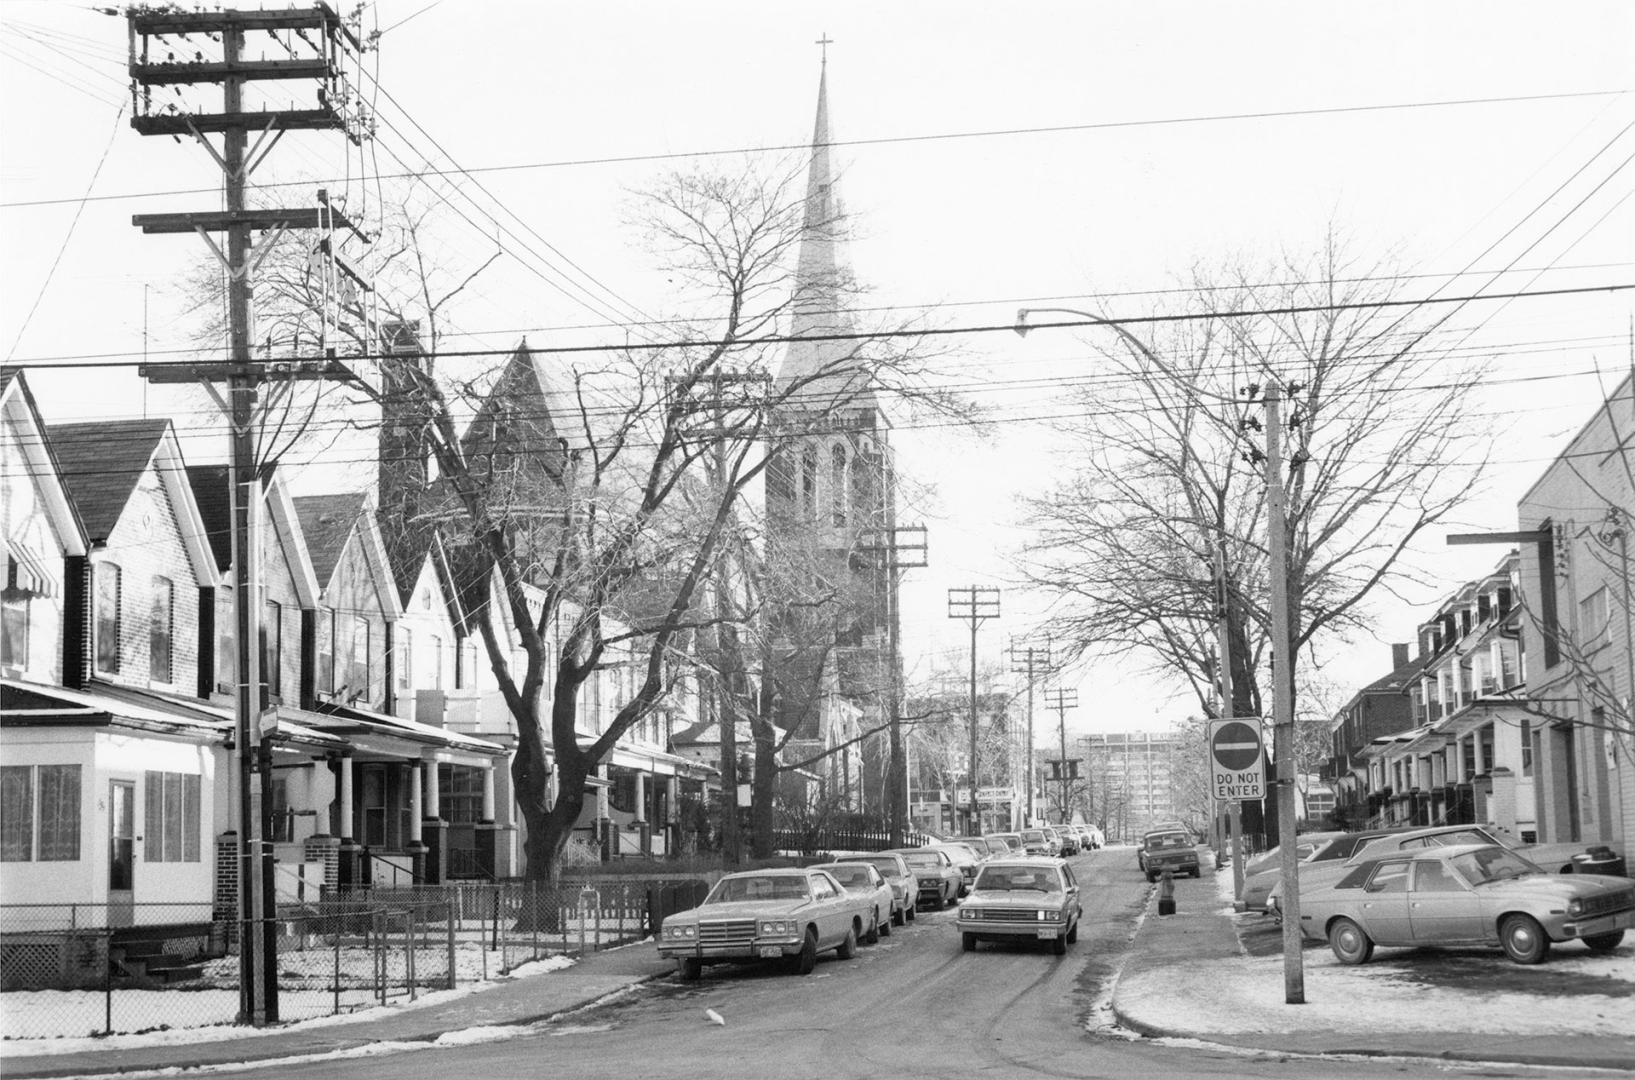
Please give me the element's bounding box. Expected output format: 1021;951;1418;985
1145;833;1189;850
1451;847;1544;885
1021;830;1046;842
904;853;944;869
824;866;871;888
976;867;1061;893
707;875;810;903
850;857;897;876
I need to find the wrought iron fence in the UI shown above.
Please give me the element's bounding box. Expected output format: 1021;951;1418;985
0;877;707;1041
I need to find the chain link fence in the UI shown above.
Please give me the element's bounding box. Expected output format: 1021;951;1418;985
1;876;709;1041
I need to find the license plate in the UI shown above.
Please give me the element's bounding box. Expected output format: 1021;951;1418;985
758;946;783;959
1036;928;1059;939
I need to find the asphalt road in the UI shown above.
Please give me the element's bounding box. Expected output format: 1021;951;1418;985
255;849;1595;1080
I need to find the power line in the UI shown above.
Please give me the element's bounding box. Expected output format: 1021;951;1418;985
4;87;1628;210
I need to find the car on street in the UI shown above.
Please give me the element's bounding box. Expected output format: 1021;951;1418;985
891;846;964;909
832;852;917;924
1236;830;1358;913
1297;843;1635;965
983;832;1023;855
1265;824;1614;916
1018;827;1059;857
1048;826;1079;856
930;841;985;895
1139;829;1201;881
658;867;873;980
813;862;894;942
956;857;1083;954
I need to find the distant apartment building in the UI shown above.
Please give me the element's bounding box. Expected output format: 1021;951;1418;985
1082;730;1181;840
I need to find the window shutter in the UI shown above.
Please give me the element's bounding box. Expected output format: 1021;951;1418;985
145;770;163;861
0;766;33;861
183;774;200;861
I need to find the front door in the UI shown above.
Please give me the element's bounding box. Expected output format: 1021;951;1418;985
108;780;135;928
1407;859;1486;943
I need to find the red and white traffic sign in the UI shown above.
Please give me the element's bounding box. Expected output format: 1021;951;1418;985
1207;717;1266;800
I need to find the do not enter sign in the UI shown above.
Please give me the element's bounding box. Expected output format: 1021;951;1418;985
1207;718;1266;800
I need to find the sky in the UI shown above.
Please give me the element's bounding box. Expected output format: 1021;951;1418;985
2;1;1634;747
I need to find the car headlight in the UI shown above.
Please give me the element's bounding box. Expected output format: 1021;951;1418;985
665;924;696;939
1567;898;1584;917
760;920;792;935
959;907;978;919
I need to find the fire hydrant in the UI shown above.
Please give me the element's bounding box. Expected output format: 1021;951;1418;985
1157;869;1176;916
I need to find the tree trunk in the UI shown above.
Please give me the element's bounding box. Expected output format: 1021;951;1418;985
749;710;779;859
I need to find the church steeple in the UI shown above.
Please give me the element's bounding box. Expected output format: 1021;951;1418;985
778;49;878;414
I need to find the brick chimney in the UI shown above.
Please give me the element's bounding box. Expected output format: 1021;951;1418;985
1391;642;1410;670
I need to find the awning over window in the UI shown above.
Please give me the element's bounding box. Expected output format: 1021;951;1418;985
5;541;59;599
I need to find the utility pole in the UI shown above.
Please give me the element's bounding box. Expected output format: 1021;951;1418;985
1264;384;1304;1005
126;5;368;1027
947;587;1000;836
860;525;928;846
1044;688;1078;824
1010;642;1052;827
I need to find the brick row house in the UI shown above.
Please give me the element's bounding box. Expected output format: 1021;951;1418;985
0;363;714;986
1328;374;1633;866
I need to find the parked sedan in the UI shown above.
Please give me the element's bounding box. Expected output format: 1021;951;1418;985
1019;828;1059;857
833;852;916;925
1139;830;1200;881
813;862;893;942
983;832;1023;855
1298;843;1635;965
930;842;984;895
1048;826;1079;856
658;867;871;980
891;847;964;909
956;857;1083;954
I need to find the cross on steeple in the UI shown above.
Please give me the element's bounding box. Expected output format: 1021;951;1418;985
816;32;833;67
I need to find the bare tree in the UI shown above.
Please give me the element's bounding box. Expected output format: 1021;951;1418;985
1021;237;1493;749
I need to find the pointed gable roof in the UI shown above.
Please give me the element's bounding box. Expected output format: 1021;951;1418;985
460;339;570;465
0;367;87;558
293;492;368;588
776;62;879;415
45;419;170;543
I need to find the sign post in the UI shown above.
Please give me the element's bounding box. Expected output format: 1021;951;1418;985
1207;718;1266;801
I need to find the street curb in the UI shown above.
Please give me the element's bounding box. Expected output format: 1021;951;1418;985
0;970;674;1080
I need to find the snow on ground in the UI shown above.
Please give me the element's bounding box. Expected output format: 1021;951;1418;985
0;956;574;1055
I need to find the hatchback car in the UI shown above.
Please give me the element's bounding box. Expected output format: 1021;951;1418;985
957;857;1082;954
1049;826;1079;856
1019;828;1059;857
658;867;872;980
1298;843;1635;965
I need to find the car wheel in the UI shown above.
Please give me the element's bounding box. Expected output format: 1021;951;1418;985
678;957;702;982
1190;867;1201;879
906;903;916;923
1065;918;1078;945
864;911;881;945
1583;930;1624;952
1500;914;1551;964
891;903;905;927
1051;934;1068;956
1328;917;1374;965
837;925;858;960
790;928;819;975
962;932;977;952
878;905;892;937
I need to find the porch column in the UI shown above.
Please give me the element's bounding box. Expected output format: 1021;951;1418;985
421;753;446;886
476;758;498;881
336;754;362;892
666;775;680;855
634;771;650;856
597;763;612;861
1473;727;1489;774
406;760;427;881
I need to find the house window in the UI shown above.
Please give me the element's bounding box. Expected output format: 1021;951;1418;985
1;764;81;861
142;771;200;862
1520;719;1534;777
1;591;27;674
316;608;335;695
1580;587;1610;643
348;616;371;702
262;599;282;699
96;563;121;674
429;634;444;690
397;626;413;691
269;777;292;842
150;576;173;684
361;766;389;848
439;765;483;824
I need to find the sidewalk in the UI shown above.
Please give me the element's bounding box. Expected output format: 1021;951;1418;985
1108;865;1635;1071
0;944;675;1080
